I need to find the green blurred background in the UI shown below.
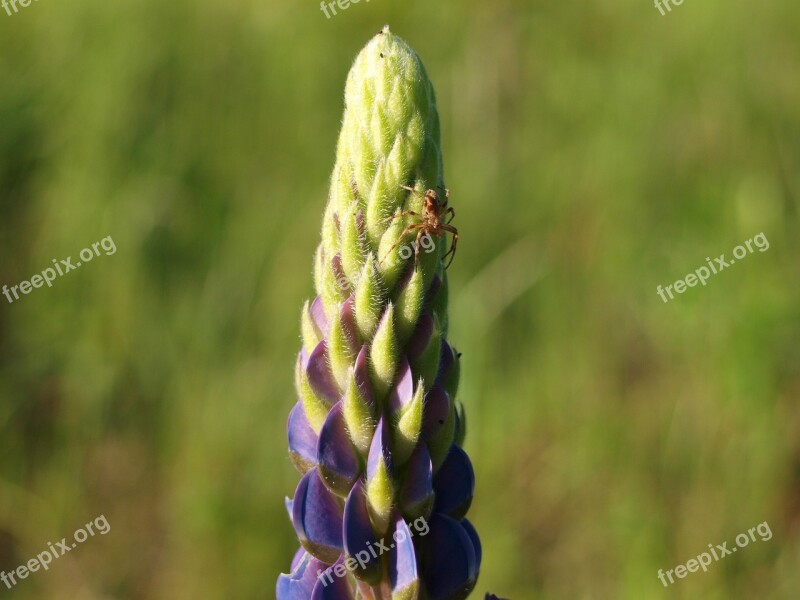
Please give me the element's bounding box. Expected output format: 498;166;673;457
1;0;799;598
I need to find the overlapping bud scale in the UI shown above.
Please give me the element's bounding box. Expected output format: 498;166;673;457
278;27;479;600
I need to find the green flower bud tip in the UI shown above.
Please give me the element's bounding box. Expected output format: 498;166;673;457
354;255;384;340
369;302;399;400
395;380;425;465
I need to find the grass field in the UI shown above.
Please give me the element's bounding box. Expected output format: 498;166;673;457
1;0;799;598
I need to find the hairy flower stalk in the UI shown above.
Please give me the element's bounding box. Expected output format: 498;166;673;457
277;27;480;600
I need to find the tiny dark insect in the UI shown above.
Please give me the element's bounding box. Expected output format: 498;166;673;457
380;185;459;269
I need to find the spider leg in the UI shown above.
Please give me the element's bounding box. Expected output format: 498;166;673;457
400;184;425;197
440;224;458;236
443;207;455;224
379;222;424;265
439;224;459;268
380;210;420;224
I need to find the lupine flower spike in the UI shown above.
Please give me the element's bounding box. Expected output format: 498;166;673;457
278;26;481;600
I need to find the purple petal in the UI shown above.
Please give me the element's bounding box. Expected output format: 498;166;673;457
339;295;360;354
311;557;356;599
461;519;482;572
317;401;362;496
424;274;442;308
298;347;310;372
395;259;415;293
310;295;330;338
276;550;331;600
406;314;434;360
331;253;348;292
288;402;319;473
435;341;455;387
388;357;415;414
420;514;478;600
421;386;450;441
400;442;434;518
432;445;475;520
285;497;293;521
388;512;420;597
343;480;381;584
306;341;340;405
292;469;345;564
353;345;375;408
291;547;306;572
367;417;394;480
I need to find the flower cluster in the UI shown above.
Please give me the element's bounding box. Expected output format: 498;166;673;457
277;27;481;600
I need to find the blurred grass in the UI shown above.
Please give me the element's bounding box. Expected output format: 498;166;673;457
1;0;799;598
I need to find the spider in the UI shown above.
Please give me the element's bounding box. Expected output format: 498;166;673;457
380;184;459;269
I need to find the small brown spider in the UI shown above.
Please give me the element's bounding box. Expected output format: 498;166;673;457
380;184;459;268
